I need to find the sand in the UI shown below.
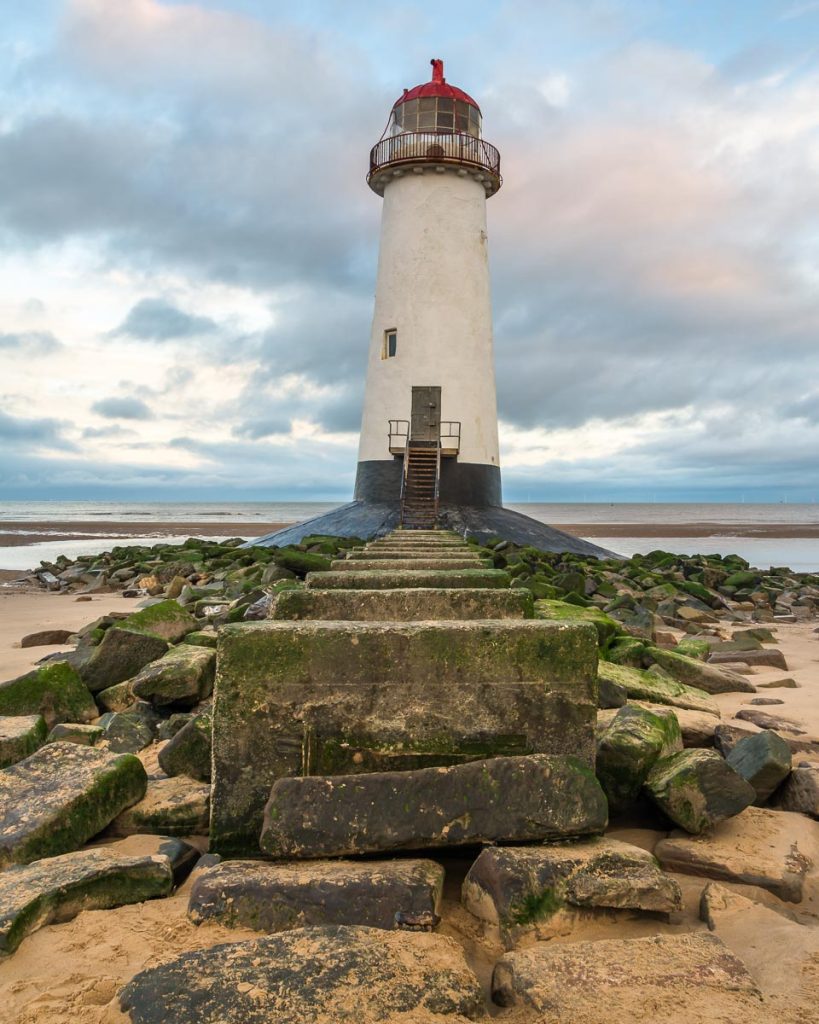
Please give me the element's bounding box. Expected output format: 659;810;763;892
0;521;289;547
0;591;817;1022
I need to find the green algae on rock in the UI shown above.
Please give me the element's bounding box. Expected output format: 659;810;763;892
0;742;147;867
596;705;683;811
0;662;97;728
644;749;756;834
0;716;47;769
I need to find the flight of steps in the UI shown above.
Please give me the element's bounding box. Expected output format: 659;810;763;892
400;446;439;529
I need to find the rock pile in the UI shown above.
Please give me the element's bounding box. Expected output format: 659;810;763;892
0;528;816;1023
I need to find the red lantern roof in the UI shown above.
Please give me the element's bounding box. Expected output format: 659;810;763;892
393;59;480;112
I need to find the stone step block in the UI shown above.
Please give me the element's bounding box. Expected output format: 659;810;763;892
353;549;477;559
188;858;443;932
212;619;598;854
260;754;607;858
491;933;760;1018
119;925;484;1024
0;742;147;867
271;587;534;622
305;568;511;590
463;838;682;947
330;558;492;572
0;842;173;956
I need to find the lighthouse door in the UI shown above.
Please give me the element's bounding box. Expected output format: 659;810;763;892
410;386;441;443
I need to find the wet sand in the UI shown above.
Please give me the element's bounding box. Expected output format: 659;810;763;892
557;522;819;538
0;521;289;547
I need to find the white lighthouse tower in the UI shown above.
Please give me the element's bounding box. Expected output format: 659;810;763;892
354;59;503;526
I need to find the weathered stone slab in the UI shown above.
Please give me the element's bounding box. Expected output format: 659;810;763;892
599;701;721;747
306;568;511;589
329;558;492;571
212;619;598;855
645;749;755;833
119;925;484;1023
20;629;74;648
46;722;103;746
189;858;443;932
131;645;215;707
271;587;534;621
463;839;682;947
709;648;788;669
260;755;607;858
655;806;816;902
597;661;719;715
0;844;173;955
79;627;169;693
348;549;479;560
0;662;97;728
491;933;761;1019
158;712;211;781
650;649;756;694
774;765;819;818
726;730;792;803
107;776;210;836
115;600;199;643
112;833;201;886
0;715;47;768
596;705;682;811
0;742;147;867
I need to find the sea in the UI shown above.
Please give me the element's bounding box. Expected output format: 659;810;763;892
0;501;817;573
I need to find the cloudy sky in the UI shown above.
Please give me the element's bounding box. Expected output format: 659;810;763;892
2;0;818;503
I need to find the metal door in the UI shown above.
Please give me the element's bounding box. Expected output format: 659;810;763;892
410;386;441;442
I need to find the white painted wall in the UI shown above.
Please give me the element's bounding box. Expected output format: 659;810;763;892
357;168;500;468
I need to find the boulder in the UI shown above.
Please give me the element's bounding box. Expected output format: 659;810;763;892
46;722;103;746
709;648;788;669
649;649;755;694
181;629;218;649
131;645;215;707
158;712;211;781
0;743;147;867
213;619;599;855
0;715;47;768
773;765;819;818
726;730;792;803
491;933;761;1019
656;806;816;902
644;749;756;833
188;859;444;933
534;600;622;645
119;925;484;1023
597;661;718;716
116;600;198;643
98;705;158;753
596;705;682;811
79;627;169;693
20;629;74;648
112;834;201;887
0;844;173;955
597;703;720;748
96;679;137;712
735;708;805;733
107;776;210;836
0;662;97;728
462;839;682;948
260;755;607;858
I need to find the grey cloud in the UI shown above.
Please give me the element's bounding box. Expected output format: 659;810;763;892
111;298;218;341
0;331;62;355
0;410;65;443
91;396;154;420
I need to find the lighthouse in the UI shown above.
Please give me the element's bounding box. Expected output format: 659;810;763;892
354;58;502;525
253;60;614;556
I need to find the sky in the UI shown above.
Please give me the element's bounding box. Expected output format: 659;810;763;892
1;0;819;503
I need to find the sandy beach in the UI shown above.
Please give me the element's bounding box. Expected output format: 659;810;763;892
0;521;289;547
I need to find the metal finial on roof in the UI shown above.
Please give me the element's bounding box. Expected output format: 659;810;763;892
431;58;444;84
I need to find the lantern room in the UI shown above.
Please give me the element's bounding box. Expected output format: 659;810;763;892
367;58;501;198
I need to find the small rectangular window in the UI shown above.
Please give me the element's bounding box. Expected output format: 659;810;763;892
383;329;397;358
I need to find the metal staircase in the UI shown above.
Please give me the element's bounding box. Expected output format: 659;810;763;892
400;443;441;529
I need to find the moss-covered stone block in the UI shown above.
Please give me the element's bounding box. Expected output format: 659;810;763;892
117;600;198;643
131;645;215;707
305;568;512;590
645;749;756;833
79;627;169;694
534;600;622;647
271;587;534;621
0;743;148;867
0;663;97;729
107;776;210;837
158;712;212;781
596;705;683;811
649;649;756;694
597;662;719;716
0;716;47;768
212;619;599;855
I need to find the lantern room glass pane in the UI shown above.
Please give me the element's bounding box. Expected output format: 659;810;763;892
437;98;454;113
437;112;454;128
418;111;436;128
419;97;436;111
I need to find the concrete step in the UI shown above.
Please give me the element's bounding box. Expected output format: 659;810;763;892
351;550;479;560
270;587;534;622
305;569;512;591
330;558;492;572
212;618;598;854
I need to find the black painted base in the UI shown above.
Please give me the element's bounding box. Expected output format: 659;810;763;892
248;499;620;558
354;459;502;507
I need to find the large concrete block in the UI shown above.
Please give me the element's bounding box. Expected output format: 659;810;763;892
329;558;492;571
305;568;511;589
271;587;534;621
347;549;480;560
212;619;598;855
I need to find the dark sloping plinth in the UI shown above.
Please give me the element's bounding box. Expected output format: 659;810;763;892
246;501;618;558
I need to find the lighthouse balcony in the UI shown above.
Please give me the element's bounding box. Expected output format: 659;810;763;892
388;419;461;457
368;131;502;197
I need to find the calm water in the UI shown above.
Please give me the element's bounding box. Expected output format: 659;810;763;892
1;501;817;572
